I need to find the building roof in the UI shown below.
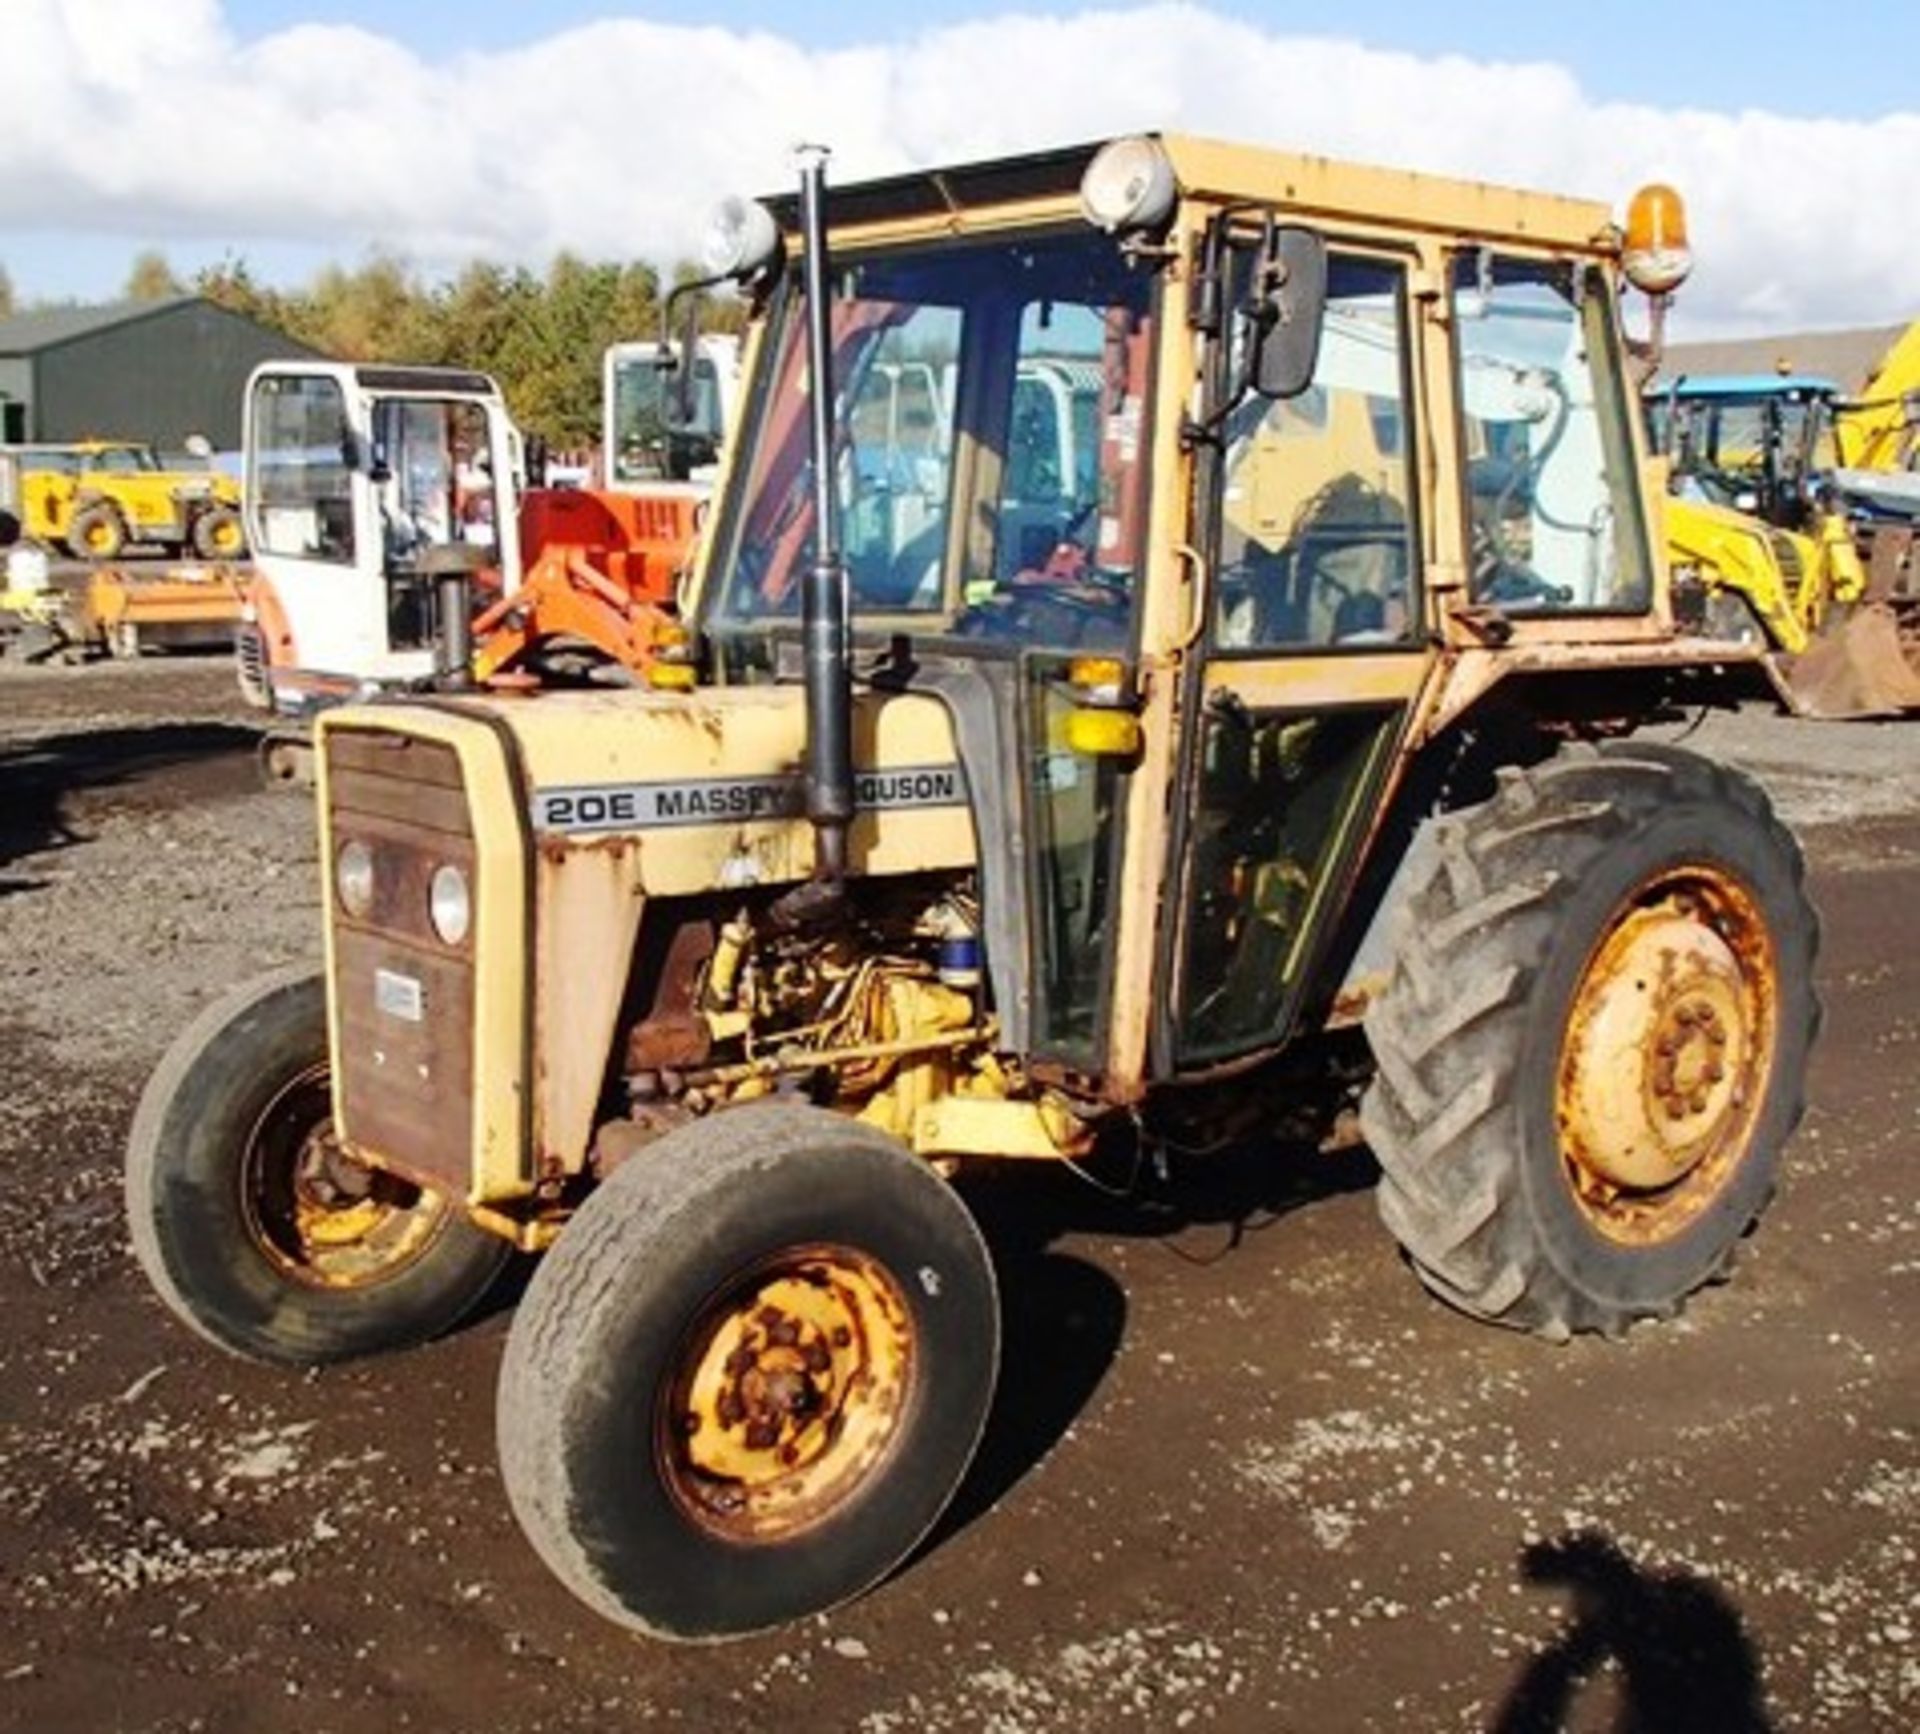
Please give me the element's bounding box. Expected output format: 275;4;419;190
0;296;205;356
1662;324;1909;395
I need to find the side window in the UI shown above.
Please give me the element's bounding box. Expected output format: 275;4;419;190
1454;256;1652;611
248;374;356;564
1214;253;1420;650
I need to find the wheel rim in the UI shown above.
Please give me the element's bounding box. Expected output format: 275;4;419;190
207;516;242;555
238;1063;453;1288
83;519;116;555
658;1245;915;1543
1557;866;1778;1245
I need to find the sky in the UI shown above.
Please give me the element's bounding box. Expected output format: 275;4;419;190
6;0;1920;339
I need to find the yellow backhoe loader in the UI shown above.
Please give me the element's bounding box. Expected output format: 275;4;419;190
1649;362;1920;716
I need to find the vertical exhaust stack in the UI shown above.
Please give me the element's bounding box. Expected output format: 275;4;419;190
423;544;485;690
775;144;855;927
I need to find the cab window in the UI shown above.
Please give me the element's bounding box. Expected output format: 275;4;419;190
1212;253;1421;651
248;374;356;564
1453;255;1652;612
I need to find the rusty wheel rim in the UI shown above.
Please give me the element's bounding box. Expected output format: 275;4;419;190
1556;866;1778;1246
658;1245;915;1543
239;1063;451;1289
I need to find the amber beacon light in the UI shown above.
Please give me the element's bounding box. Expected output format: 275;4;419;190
1622;183;1693;296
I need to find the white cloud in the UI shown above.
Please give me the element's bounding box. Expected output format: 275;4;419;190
6;0;1919;335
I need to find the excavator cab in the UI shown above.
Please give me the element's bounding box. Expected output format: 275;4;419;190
239;362;523;716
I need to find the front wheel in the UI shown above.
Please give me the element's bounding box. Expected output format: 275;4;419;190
1361;741;1819;1339
497;1103;999;1641
126;967;511;1364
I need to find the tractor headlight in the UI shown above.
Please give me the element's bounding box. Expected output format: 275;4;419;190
702;195;783;280
335;839;375;919
428;863;472;946
1079;136;1177;235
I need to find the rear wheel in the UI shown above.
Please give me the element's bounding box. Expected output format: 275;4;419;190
126;967;510;1364
498;1103;999;1640
1360;741;1818;1339
191;505;246;560
67;501;126;561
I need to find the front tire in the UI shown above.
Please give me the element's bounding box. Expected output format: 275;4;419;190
498;1103;999;1641
126;967;510;1364
1360;741;1818;1339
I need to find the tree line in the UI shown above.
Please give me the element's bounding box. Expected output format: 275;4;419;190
0;249;743;449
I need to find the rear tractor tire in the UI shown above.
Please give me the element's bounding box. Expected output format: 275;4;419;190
497;1103;1000;1641
67;501;127;561
126;967;511;1364
1360;740;1818;1340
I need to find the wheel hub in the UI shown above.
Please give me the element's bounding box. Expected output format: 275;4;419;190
664;1249;912;1542
1558;874;1776;1243
240;1064;449;1287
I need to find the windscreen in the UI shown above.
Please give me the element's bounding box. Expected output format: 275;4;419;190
706;229;1153;649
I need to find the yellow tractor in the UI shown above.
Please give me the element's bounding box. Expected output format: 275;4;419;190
4;437;246;561
126;137;1818;1641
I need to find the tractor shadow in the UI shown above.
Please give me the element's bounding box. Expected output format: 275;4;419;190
1492;1529;1772;1733
0;721;262;892
927;1121;1380;1548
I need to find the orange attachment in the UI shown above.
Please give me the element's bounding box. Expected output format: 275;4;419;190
473;485;703;682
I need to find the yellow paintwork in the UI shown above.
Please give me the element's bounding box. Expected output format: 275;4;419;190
1663;494;1866;654
1834;317;1920;473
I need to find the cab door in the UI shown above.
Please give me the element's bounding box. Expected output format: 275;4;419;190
1167;238;1436;1068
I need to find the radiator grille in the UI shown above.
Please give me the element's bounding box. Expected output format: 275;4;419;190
326;728;476;1196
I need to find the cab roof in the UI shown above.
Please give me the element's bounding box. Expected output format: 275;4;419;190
1654;373;1842;399
765;132;1620;254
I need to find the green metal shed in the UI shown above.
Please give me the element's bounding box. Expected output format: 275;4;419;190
0;296;325;452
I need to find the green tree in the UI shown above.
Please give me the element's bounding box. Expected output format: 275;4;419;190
0;264;15;321
193;256;285;329
298;253;440;361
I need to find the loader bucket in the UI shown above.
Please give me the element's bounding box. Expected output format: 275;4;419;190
1779;602;1920;719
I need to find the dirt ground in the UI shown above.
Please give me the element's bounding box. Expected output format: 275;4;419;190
1;657;1914;1733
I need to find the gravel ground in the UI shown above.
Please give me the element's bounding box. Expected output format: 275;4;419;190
0;658;1914;1732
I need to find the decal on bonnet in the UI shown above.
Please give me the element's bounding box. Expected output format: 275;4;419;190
531;766;967;834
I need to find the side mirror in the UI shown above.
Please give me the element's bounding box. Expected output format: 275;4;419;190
183;432;212;460
1252;225;1327;401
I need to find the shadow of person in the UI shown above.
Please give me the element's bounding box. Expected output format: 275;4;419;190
1493;1529;1771;1734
